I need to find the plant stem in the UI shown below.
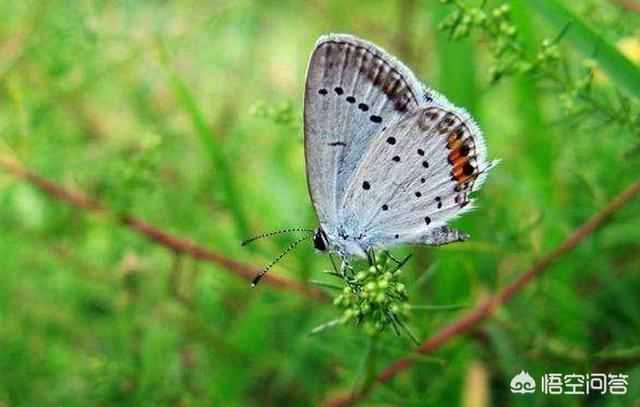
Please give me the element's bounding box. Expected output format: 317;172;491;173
324;177;640;407
0;152;328;301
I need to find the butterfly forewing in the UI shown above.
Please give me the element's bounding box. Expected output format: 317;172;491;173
303;33;428;233
340;106;496;248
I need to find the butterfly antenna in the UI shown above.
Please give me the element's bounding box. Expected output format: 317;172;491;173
241;228;314;246
251;234;312;286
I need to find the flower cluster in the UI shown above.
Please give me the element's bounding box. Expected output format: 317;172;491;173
315;254;419;343
438;0;640;153
439;1;561;82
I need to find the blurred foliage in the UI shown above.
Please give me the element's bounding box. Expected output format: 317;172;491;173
1;0;639;406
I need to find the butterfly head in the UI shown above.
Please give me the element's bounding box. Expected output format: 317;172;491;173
312;228;329;252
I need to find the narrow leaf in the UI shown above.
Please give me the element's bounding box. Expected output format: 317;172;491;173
523;0;640;100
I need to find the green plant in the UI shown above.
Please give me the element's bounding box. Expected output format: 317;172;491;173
439;0;640;153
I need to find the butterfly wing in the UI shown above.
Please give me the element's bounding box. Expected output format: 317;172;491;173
340;105;497;249
303;33;430;234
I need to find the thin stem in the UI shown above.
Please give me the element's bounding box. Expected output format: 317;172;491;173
351;335;375;392
449;1;634;130
409;304;467;311
0;152;327;301
324;177;640;407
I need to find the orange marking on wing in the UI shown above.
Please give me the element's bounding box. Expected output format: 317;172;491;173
447;132;463;150
452;156;474;182
449;149;461;163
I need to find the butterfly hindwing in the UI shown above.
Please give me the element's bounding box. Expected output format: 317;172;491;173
340;106;497;248
303;33;428;233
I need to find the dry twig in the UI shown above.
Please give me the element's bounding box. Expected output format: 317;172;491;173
0;153;327;301
325;178;640;407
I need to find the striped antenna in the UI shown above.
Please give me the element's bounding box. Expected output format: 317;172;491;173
241;228;314;246
251;234;312;286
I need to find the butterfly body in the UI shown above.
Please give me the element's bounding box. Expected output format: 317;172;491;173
304;34;497;260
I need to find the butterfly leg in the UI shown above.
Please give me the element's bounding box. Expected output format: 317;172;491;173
367;249;380;272
384;250;403;265
336;254;359;292
329;253;356;290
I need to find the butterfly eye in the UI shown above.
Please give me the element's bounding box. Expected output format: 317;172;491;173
313;229;328;251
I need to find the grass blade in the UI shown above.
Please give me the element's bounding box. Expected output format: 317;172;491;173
157;40;250;240
309;280;344;290
308;319;342;336
409;304;467;311
523;0;640;100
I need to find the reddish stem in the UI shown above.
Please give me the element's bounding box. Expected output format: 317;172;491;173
0;154;327;301
325;178;640;407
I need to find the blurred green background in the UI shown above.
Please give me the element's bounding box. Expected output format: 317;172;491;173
1;0;639;406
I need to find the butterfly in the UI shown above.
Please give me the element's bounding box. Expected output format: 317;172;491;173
245;33;497;286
